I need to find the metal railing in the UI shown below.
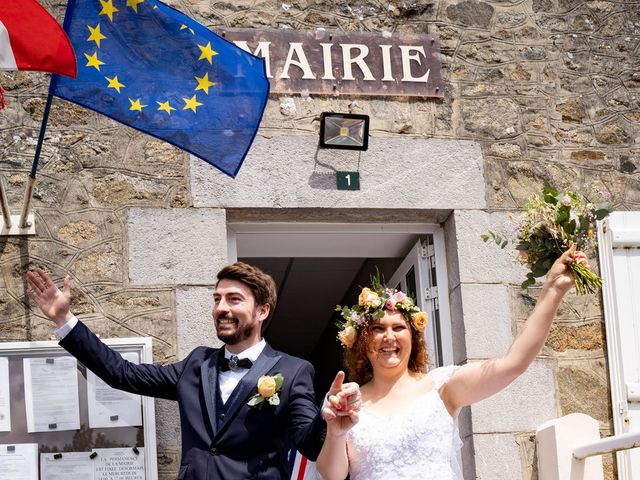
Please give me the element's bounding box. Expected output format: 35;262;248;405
573;430;640;459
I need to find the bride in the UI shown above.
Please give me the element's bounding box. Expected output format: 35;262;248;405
316;246;585;480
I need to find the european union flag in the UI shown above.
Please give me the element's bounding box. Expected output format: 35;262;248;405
52;0;269;177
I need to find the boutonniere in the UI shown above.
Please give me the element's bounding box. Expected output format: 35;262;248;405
247;374;284;409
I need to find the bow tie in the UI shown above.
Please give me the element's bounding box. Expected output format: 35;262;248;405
219;355;253;372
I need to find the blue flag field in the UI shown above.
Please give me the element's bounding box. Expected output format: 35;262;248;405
52;0;269;177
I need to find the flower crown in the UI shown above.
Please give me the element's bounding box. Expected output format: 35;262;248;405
335;275;428;349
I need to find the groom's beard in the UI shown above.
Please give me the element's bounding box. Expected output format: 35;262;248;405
216;313;258;345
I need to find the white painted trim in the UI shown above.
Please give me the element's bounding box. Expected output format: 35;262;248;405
433;227;454;366
227;230;238;263
598;212;640;480
598;216;627;429
228;222;443;258
611;230;640;248
0;337;153;353
628;383;640;402
228;222;441;234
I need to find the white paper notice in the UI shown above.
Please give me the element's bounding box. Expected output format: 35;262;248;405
0;357;10;431
88;352;142;428
40;451;94;480
0;443;38;480
93;447;145;480
23;356;80;433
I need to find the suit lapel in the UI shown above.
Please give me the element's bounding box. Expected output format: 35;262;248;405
216;344;281;437
200;348;224;437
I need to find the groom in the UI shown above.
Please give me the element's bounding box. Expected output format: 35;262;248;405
27;262;359;480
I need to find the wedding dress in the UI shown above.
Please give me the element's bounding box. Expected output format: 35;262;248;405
346;366;463;480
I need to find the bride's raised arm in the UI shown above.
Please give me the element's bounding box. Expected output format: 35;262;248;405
440;245;579;413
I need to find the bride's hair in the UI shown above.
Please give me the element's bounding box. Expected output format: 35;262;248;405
342;315;430;384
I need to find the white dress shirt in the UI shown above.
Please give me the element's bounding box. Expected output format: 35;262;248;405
54;315;78;340
218;339;266;403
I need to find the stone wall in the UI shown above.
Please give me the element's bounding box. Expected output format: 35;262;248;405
1;0;638;478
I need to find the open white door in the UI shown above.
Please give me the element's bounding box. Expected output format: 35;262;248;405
598;211;640;479
388;235;453;367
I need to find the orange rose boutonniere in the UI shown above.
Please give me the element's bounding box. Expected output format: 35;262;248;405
247;374;284;409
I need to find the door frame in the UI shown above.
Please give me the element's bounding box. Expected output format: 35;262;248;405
388;238;453;367
227;221;453;367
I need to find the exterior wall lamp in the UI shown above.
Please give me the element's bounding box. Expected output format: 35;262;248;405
319;112;369;151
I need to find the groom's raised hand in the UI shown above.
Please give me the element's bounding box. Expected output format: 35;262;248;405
26;268;73;327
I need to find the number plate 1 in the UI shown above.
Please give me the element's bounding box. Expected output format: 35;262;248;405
336;171;360;190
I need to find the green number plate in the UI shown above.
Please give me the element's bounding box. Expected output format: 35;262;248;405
336;171;360;190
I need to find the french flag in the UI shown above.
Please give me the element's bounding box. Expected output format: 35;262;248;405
289;450;321;480
0;0;76;77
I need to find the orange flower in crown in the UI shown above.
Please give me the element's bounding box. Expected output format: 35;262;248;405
358;288;382;309
410;312;428;332
335;271;428;348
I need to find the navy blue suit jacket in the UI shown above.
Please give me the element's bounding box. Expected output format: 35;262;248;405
60;321;326;479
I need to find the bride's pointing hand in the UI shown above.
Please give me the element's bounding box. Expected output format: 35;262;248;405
324;371;359;437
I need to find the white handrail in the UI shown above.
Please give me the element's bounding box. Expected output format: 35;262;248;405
574;431;640;460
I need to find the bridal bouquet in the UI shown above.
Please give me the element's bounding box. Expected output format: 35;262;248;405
482;184;613;295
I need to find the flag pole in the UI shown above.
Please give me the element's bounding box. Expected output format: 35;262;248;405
0;175;12;229
18;92;54;229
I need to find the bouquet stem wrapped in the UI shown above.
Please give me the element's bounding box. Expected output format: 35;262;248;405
569;262;602;295
482;184;613;295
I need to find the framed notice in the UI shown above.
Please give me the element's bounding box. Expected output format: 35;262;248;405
0;338;157;479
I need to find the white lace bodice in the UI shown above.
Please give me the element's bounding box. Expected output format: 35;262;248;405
346;366;463;480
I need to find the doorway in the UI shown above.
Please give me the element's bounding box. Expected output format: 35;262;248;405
227;222;452;398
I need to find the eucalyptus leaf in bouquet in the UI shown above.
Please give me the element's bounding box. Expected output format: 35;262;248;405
481;184;613;294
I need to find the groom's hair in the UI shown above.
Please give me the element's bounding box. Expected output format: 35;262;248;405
216;262;278;333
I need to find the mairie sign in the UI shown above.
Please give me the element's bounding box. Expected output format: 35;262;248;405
219;29;444;98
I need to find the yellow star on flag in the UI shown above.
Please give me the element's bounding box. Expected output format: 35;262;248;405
128;98;147;112
180;24;195;34
194;72;216;94
182;95;203;112
197;42;218;64
126;0;144;13
99;0;119;21
84;52;105;71
105;75;125;93
157;101;176;115
87;24;107;48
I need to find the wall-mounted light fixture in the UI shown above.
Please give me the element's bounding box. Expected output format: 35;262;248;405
319;112;369;151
